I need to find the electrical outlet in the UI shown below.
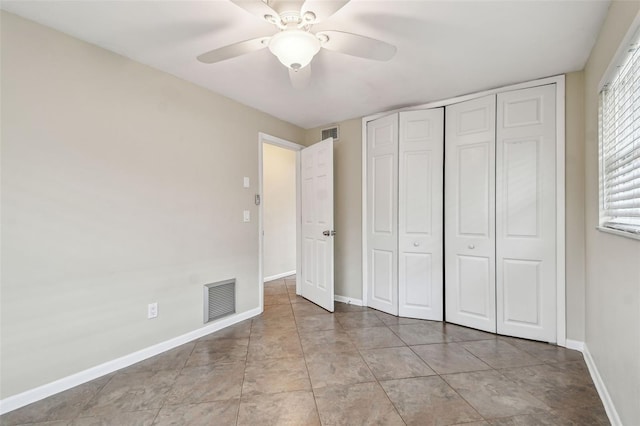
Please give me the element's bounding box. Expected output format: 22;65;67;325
148;302;158;319
243;210;250;222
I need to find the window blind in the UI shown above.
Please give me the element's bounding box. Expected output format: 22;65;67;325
599;32;640;234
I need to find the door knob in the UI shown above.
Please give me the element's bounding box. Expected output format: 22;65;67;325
323;230;336;236
413;241;420;247
468;244;475;249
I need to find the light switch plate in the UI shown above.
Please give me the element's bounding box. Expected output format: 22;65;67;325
243;210;250;222
148;302;158;319
243;177;250;188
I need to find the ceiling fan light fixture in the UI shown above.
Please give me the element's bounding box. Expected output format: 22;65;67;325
268;29;321;70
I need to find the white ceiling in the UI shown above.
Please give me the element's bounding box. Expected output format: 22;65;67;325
2;0;609;129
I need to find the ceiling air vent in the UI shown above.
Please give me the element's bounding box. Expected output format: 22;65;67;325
321;126;339;141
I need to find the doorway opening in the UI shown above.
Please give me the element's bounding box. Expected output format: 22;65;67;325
258;133;304;310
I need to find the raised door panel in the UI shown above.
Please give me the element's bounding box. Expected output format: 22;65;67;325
445;95;496;333
398;109;444;320
458;143;491;237
496;85;556;342
457;255;491;319
302;152;315;291
402;253;432;309
372;155;394;235
367;114;399;315
502;259;541;325
373;249;394;303
404;152;432;235
503;138;540;237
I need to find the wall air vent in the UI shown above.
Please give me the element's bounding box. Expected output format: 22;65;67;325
321;126;339;141
204;279;236;323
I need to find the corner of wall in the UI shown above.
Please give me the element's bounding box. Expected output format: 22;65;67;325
564;70;587;343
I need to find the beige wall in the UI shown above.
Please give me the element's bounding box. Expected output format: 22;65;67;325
583;2;640;424
565;71;586;342
305;120;362;300
0;11;304;399
262;144;297;279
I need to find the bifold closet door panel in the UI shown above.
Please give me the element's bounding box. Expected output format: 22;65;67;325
398;109;444;320
496;84;556;342
445;95;497;333
367;113;399;315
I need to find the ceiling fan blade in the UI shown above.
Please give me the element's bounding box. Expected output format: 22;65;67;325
197;37;270;64
289;64;311;89
318;30;396;61
230;0;281;23
301;0;350;23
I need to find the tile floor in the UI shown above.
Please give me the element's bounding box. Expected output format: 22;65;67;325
1;276;609;426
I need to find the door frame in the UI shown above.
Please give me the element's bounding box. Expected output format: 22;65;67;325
361;74;566;346
258;132;305;311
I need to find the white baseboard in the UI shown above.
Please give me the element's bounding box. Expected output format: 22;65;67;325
564;339;585;352
583;343;622;426
263;270;296;282
0;307;262;415
334;295;363;306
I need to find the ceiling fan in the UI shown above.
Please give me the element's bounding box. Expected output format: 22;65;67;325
197;0;397;88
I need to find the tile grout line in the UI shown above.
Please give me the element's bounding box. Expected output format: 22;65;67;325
160;332;231;424
74;372;116;422
436;343;563;422
371;324;477;425
352;323;409;426
233;314;257;426
437;369;491;422
289;288;324;425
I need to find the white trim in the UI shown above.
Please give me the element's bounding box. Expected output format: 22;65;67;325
258;139;265;311
564;339;585;352
361;75;567;345
257;133;305;310
598;11;640;91
295;150;302;300
264;270;296;282
583;343;623;426
0;307;262;415
334;295;363;306
556;75;567;347
561;338;621;426
259;132;304;151
362;75;568;124
361;119;368;307
596;225;640;241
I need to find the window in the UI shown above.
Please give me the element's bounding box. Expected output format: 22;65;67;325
599;29;640;236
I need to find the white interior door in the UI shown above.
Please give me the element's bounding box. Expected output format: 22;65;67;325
366;114;398;315
496;84;556;342
398;109;444;320
301;138;334;312
445;95;497;333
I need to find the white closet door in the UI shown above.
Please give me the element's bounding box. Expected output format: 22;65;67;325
445;95;497;333
367;113;399;315
496;85;556;342
398;109;444;320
